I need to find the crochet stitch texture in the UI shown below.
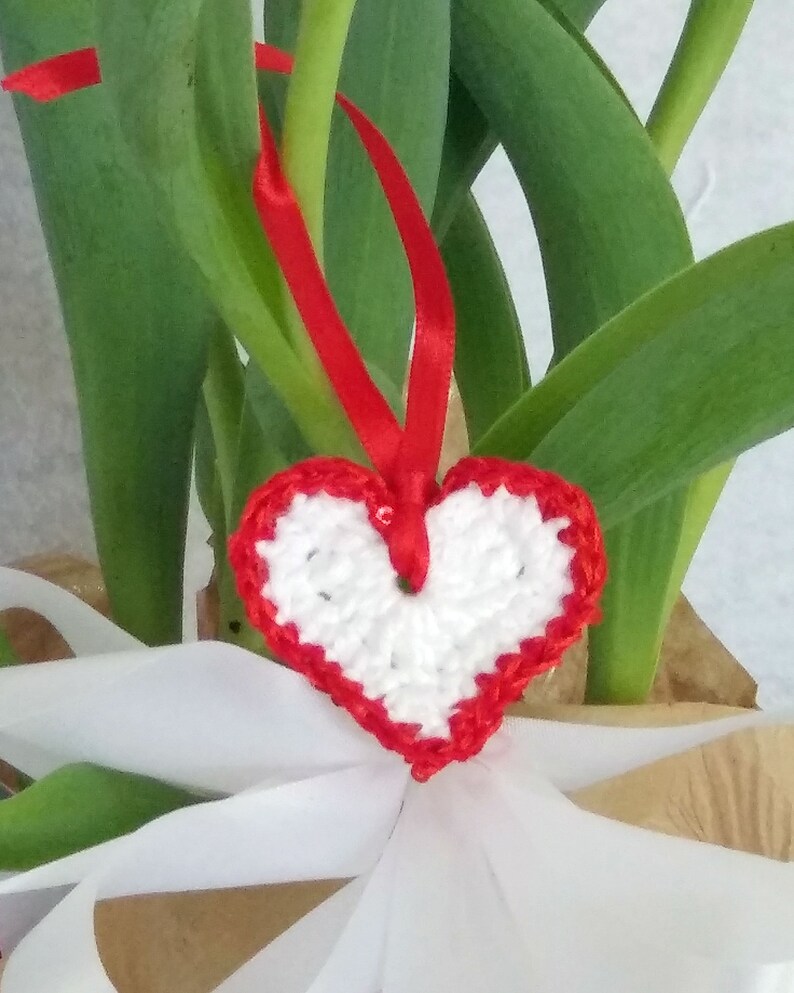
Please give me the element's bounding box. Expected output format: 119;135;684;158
258;486;573;738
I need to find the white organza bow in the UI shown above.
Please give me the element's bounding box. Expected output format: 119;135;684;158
0;565;793;993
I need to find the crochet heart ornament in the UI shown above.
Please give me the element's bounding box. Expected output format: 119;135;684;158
230;456;604;780
218;45;605;780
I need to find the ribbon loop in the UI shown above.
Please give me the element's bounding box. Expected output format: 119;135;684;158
252;46;455;589
387;468;440;592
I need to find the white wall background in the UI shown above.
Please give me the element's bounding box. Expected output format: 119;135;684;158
1;0;793;698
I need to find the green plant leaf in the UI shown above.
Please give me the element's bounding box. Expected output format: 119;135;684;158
433;0;613;240
242;363;313;477
202;322;246;524
211;361;311;653
452;0;692;361
266;0;452;392
194;395;225;546
96;0;356;459
661;461;733;623
587;460;733;700
97;0;273;317
551;0;609;23
432;75;492;241
230;361;311;531
481;223;794;526
586;497;687;702
0;763;202;871
0;0;213;645
0;626;18;667
442;194;528;445
485;233;794;695
194;342;252;649
273;0;362;389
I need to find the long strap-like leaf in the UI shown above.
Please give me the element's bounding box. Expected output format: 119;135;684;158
0;764;200;871
0;0;213;644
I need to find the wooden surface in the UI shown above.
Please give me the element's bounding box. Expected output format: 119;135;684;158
0;554;109;791
96;881;346;993
573;721;794;860
521;595;757;709
1;553;108;663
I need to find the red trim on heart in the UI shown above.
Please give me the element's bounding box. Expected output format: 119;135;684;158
230;456;606;781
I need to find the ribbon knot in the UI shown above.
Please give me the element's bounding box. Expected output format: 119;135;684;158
387;468;440;592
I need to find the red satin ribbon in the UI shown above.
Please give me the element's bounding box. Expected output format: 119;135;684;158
1;47;101;99
2;43;456;590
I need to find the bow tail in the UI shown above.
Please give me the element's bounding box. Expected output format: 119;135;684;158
479;762;794;992
0;841;122;955
216;852;397;993
0;765;407;991
378;770;530;993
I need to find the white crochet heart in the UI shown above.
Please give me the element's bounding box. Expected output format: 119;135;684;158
255;483;574;739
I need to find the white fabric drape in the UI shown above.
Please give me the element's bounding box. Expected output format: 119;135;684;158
0;565;792;992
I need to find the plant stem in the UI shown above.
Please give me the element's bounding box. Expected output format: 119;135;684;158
216;549;267;653
281;0;359;264
201;322;360;647
0;625;18;666
236;307;362;462
660;462;733;622
202;323;246;523
640;1;754;635
202;329;361;648
585;495;687;704
647;0;756;174
278;0;360;389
